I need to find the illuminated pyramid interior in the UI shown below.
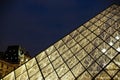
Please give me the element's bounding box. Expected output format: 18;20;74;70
1;4;120;80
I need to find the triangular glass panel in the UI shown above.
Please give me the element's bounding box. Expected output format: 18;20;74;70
95;71;111;80
113;71;120;80
77;71;92;80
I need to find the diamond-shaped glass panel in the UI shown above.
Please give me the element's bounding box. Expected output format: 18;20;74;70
16;72;28;80
105;62;119;77
98;42;110;54
105;48;117;59
90;49;102;60
77;71;92;80
45;71;59;80
71;63;85;77
113;71;120;80
48;51;59;61
26;58;37;69
95;20;103;26
93;28;103;36
96;55;110;68
95;71;111;80
62;35;72;43
106;13;114;18
58;45;68;55
54;40;64;49
106;26;116;36
113;41;120;52
105;36;116;46
30;71;43;80
46;46;56;55
100;16;108;22
36;51;47;62
42;64;54;77
88;24;98;31
70;30;79;38
71;44;82;54
74;34;84;42
99;31;110;41
84;21;93;27
84;43;95;53
15;65;26;77
77;26;87;33
81;29;91;37
92;37;103;47
113;31;120;40
38;57;50;69
28;65;39;77
112;22;120;30
89;18;98;23
88;63;101;77
86;33;96;41
3;71;15;80
52;57;64;69
56;63;69;78
66;56;79;69
61;71;75;80
66;39;76;48
114;54;120;67
79;38;89;48
75;49;87;61
81;55;94;68
95;14;104;19
101;10;109;15
62;50;73;61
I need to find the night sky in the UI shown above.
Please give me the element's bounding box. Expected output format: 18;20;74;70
0;0;120;57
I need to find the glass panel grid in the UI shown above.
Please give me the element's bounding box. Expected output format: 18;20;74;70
38;57;50;69
54;40;64;49
36;51;47;62
41;64;54;77
29;71;42;80
52;57;64;69
56;63;69;78
15;65;26;77
66;56;79;69
26;58;37;70
16;72;28;80
3;71;15;80
48;51;60;62
70;30;79;38
28;64;39;77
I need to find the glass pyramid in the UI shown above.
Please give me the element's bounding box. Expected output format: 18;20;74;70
1;4;120;80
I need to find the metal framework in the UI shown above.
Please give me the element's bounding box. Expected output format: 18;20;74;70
1;4;120;80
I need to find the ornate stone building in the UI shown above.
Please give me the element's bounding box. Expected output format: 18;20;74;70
1;4;120;80
0;45;31;78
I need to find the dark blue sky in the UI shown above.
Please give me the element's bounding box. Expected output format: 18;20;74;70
0;0;120;57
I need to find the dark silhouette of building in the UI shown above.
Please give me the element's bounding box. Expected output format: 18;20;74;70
0;45;31;78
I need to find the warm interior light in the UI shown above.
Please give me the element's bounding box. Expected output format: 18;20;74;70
116;47;120;52
101;48;106;53
26;59;28;61
103;63;106;67
109;42;113;46
21;59;24;62
37;77;43;80
114;61;120;66
115;36;120;40
48;56;51;58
